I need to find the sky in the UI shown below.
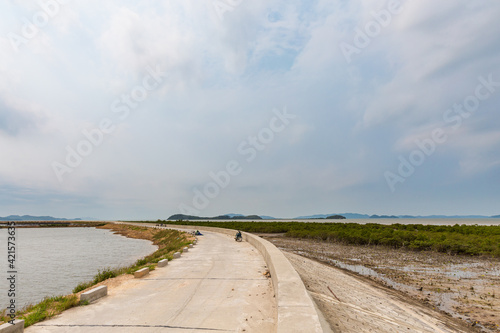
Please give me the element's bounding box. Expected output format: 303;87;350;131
0;0;499;220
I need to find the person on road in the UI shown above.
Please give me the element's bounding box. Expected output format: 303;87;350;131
235;230;242;241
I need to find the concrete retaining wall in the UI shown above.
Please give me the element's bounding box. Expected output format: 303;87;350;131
157;224;325;333
80;285;107;303
0;319;24;333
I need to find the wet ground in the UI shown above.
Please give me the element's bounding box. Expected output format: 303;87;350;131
262;235;499;333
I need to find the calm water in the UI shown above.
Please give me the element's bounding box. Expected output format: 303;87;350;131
256;218;500;225
1;227;157;309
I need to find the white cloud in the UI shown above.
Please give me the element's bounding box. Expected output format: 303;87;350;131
0;0;499;218
361;1;500;128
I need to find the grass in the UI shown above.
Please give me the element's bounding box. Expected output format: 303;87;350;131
122;227;192;273
73;268;123;293
0;295;79;327
1;224;193;327
150;220;500;257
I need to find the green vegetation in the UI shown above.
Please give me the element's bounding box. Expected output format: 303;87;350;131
152;220;500;257
124;228;191;273
73;268;122;293
1;295;78;327
22;296;79;327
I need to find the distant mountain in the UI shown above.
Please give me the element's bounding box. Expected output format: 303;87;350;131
403;215;490;219
167;212;498;221
223;214;245;218
293;214;331;219
214;214;262;220
491;215;500;218
168;214;262;221
341;213;372;219
222;213;277;219
0;215;82;221
295;213;370;219
260;215;277;220
293;213;494;220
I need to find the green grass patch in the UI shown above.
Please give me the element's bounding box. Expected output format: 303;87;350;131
126;230;191;273
72;267;124;293
150;220;500;257
0;295;79;328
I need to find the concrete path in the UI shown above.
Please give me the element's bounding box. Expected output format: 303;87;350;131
27;231;276;333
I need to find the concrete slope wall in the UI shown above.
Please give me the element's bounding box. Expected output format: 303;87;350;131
159;224;325;333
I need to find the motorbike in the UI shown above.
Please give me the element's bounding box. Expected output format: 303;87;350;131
235;233;242;242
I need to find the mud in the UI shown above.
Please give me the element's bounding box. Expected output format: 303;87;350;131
263;235;499;332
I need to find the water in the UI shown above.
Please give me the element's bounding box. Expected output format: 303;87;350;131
340;218;500;226
255;218;500;225
1;227;157;309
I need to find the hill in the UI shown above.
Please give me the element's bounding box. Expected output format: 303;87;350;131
370;215;399;219
294;213;369;219
168;214;262;221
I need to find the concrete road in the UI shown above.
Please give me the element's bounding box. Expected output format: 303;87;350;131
27;231;276;333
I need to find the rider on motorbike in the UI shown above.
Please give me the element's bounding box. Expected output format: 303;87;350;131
235;230;242;241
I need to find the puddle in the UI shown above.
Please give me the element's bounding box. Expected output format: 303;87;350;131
289;248;494;330
270;236;500;333
292;249;416;293
394;265;480;279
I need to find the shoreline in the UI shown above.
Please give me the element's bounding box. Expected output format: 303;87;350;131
1;223;193;327
0;221;107;228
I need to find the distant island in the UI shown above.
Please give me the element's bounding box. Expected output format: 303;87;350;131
2;213;498;222
326;215;346;219
306;215;346;220
167;213;500;221
168;214;262;221
294;213;500;219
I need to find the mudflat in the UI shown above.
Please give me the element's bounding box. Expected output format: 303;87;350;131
265;236;498;333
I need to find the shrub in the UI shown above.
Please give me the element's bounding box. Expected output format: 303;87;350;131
158;220;500;257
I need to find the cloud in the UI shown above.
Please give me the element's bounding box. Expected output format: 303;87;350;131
0;0;499;218
361;0;500;129
0;100;36;136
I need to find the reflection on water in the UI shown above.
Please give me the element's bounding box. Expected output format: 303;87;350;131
0;227;157;309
